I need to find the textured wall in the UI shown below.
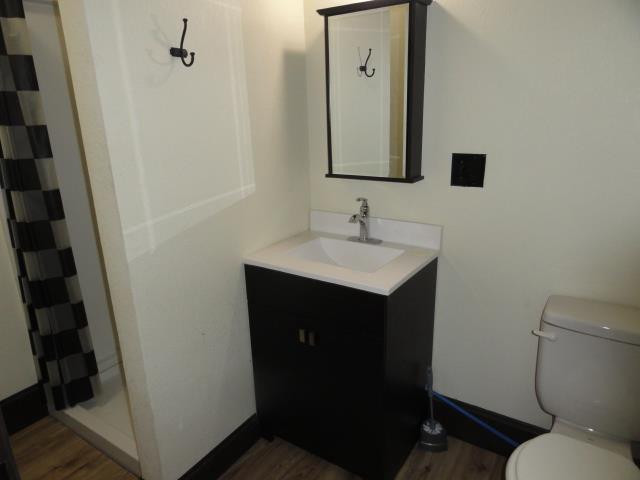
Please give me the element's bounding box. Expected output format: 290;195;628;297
60;0;309;478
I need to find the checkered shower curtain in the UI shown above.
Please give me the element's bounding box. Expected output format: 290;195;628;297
0;0;98;410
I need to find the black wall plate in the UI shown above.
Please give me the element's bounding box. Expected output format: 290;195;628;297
451;153;486;187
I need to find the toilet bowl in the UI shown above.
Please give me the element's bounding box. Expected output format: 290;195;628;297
505;429;640;480
505;296;640;480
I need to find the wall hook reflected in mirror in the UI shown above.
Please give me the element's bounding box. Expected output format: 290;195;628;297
357;47;375;78
169;18;196;68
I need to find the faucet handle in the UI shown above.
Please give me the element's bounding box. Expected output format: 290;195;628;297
355;197;368;215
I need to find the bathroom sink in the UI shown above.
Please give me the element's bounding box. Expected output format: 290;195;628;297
244;211;441;294
285;237;404;273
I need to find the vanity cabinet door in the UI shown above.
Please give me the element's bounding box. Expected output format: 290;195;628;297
248;302;385;477
300;313;385;477
248;304;311;442
246;265;388;477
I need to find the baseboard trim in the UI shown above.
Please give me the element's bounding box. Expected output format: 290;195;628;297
0;384;48;435
432;394;549;457
180;414;260;480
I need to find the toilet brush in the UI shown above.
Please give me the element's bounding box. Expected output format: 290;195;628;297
419;366;448;452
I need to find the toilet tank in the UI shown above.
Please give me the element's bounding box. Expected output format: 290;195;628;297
535;296;640;441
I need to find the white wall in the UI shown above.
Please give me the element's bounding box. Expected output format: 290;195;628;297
23;0;119;374
59;0;309;478
305;0;640;428
329;9;391;176
0;218;37;400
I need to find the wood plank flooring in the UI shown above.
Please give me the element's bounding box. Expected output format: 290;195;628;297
221;436;506;480
10;417;137;480
10;417;505;480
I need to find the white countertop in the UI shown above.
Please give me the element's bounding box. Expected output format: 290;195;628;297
243;230;439;296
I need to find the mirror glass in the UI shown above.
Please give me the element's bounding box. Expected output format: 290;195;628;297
328;4;409;178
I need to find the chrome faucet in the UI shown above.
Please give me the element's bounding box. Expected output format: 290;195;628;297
348;198;381;244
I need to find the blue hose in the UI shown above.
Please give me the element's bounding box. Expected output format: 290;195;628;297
432;391;520;448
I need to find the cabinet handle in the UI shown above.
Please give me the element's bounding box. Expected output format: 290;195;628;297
298;329;306;344
308;331;316;347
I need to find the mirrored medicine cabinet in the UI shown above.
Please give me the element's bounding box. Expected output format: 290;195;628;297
318;0;431;183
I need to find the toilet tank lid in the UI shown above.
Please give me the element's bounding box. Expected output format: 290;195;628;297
542;296;640;346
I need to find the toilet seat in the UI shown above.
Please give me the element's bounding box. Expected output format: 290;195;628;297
505;433;640;480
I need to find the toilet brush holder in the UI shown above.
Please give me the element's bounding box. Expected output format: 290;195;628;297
420;417;448;452
419;367;448;452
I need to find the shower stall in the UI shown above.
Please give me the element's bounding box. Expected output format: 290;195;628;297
0;0;139;474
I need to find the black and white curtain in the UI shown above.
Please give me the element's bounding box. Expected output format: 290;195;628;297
0;0;98;409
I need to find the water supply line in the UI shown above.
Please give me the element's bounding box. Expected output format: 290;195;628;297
432;391;520;449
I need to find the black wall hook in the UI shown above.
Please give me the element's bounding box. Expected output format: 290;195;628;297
170;18;195;67
357;47;375;78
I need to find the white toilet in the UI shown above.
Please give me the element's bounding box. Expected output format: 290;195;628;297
506;295;640;480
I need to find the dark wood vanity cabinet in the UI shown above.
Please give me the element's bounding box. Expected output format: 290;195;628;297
245;259;437;480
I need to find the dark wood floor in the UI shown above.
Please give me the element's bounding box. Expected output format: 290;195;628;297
10;417;136;480
10;417;505;480
221;436;506;480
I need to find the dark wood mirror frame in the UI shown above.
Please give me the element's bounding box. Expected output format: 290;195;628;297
318;0;432;184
